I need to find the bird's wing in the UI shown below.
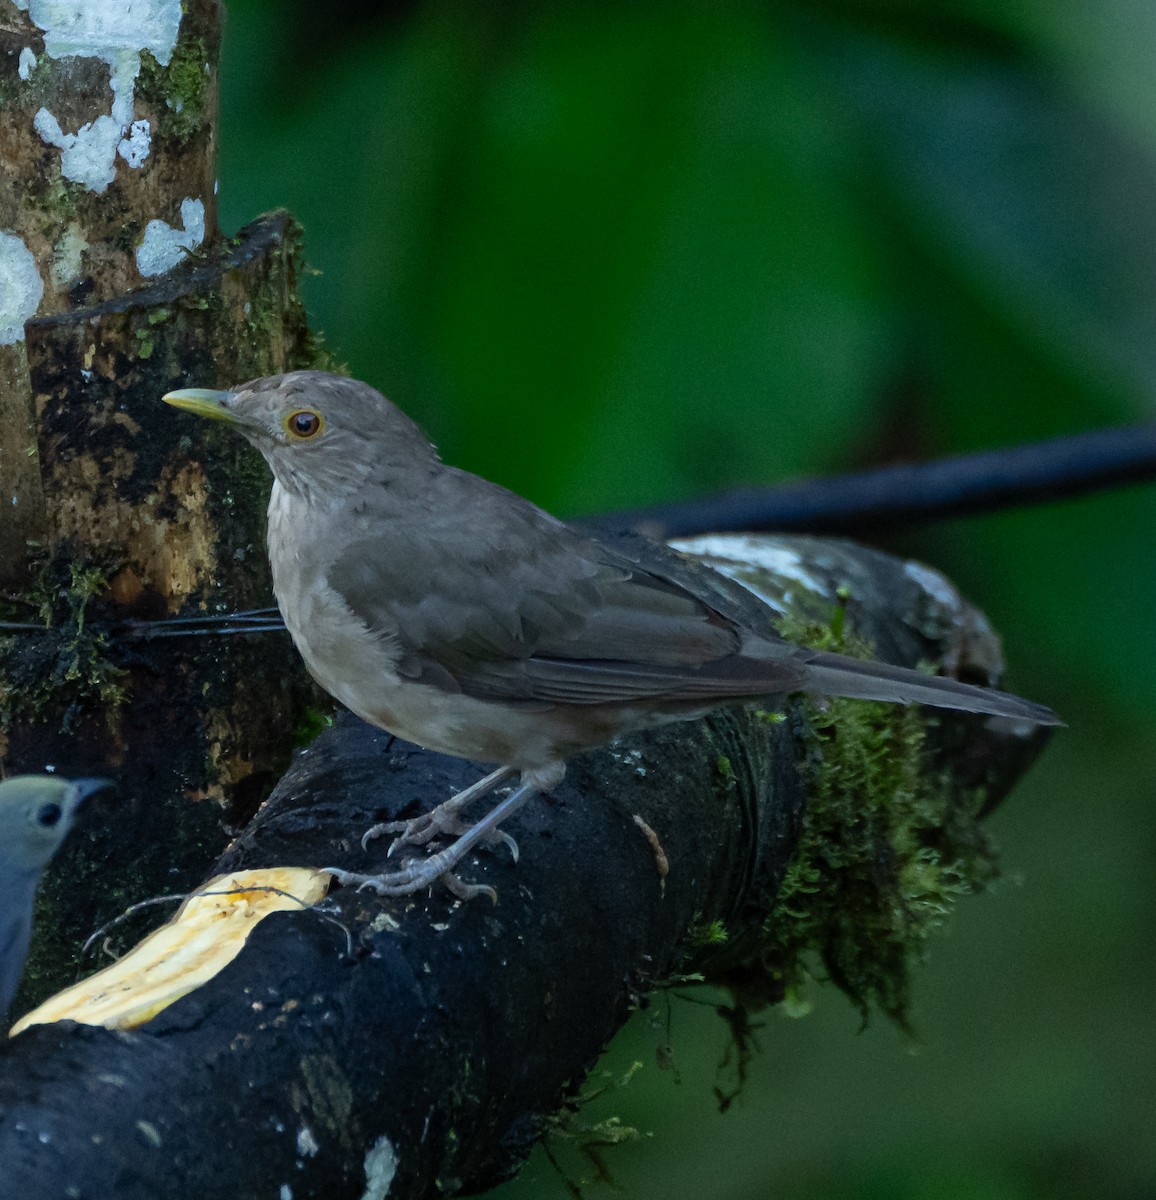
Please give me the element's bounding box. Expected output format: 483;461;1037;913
326;481;810;706
328;476;1059;724
0;896;34;1017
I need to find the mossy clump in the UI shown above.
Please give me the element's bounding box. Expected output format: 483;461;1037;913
295;324;347;376
689;917;730;948
543;1061;648;1195
293;705;335;748
138;37;211;143
756;611;998;1031
0;558;128;730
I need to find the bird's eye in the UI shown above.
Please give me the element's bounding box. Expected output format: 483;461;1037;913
284;409;324;439
36;802;63;828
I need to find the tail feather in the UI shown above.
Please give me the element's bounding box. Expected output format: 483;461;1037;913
801;650;1061;726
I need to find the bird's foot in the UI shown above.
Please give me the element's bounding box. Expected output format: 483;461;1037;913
359;811;520;863
326;776;543;903
360;764;516;853
363;810;517;862
387;817;519;862
360;809;464;852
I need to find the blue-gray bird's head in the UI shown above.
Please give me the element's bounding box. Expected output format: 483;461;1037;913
0;775;113;1019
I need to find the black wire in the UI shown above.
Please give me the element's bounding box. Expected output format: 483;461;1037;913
586;423;1156;539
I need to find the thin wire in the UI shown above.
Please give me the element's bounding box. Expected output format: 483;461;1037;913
81;882;352;962
1;608;289;641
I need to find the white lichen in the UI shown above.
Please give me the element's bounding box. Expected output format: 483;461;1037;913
118;120;152;168
33;107;123;192
18;0;182;192
0;230;45;345
135;196;204;277
295;1123;320;1158
902;559;960;611
670;533;828;608
359;1135;399;1200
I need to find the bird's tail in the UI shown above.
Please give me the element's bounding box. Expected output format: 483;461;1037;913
800;650;1061;726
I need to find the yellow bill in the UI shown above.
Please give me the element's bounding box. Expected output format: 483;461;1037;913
162;387;240;422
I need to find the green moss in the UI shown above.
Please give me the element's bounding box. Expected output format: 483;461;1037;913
752;609;998;1031
293;706;335;748
138;38;210;143
543;1062;649;1195
235;229;310;375
751;707;786;725
41;175;80;220
688;918;730;947
0;558;128;730
131;307;173;362
296;325;347;375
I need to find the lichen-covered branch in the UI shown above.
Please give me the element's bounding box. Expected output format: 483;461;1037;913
0;0;224;583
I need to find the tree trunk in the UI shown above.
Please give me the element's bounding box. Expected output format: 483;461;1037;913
0;0;314;1014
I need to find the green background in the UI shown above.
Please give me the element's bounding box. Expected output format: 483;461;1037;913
217;3;1155;1197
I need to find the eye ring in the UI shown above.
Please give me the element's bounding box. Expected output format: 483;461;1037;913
284;409;324;440
36;802;63;828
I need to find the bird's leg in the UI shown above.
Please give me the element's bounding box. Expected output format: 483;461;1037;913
359;764;516;853
325;777;543;902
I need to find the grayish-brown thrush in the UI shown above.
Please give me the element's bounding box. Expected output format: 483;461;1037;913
164;372;1058;900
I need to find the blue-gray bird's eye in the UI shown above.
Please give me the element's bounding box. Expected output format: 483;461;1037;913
36;802;63;827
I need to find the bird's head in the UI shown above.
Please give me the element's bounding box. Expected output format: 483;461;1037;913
0;776;113;875
163;371;440;504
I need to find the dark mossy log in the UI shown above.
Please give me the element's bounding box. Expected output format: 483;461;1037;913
0;212;317;1015
0;536;1052;1200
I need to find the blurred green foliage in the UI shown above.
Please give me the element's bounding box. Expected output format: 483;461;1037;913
218;2;1155;1197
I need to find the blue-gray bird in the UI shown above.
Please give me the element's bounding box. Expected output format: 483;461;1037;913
0;775;111;1019
164;371;1060;900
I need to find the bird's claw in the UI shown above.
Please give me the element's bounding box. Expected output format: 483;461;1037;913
388;822;517;861
441;873;498;904
323;860;497;903
360;810;469;854
493;829;519;862
362;812;518;863
331;773;536;903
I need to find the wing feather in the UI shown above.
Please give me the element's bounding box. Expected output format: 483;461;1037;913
325;470;1060;724
326;472;779;706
